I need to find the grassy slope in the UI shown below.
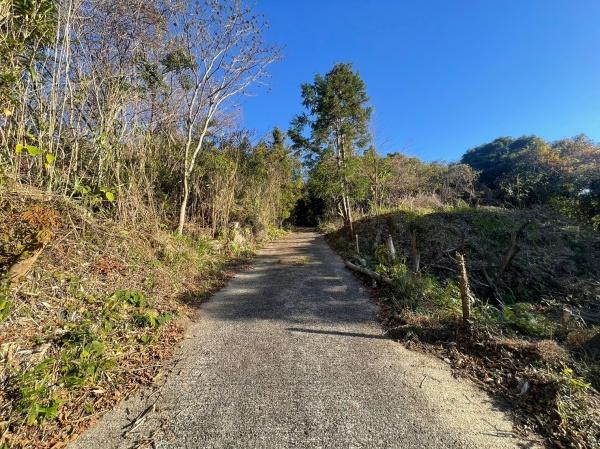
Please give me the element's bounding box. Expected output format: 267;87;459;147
325;204;600;449
0;184;259;448
331;206;600;307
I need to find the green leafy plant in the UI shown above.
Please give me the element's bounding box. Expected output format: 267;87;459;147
15;143;42;156
0;294;11;321
110;290;146;307
502;303;557;338
72;179;117;207
60;339;113;387
18;358;62;425
559;367;591;391
100;188;116;202
134;309;172;328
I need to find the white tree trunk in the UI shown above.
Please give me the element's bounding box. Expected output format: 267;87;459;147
177;171;190;235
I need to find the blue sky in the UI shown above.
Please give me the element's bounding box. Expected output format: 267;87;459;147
239;0;600;162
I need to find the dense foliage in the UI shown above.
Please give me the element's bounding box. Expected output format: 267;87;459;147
0;0;297;235
307;148;478;217
291;64;478;226
462;135;600;228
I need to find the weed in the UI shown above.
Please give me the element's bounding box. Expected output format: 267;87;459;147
267;226;288;240
134;309;173;328
559;367;591;391
196;235;213;256
111;290;146;308
375;259;461;318
138;334;153;344
0;295;11;322
502;303;557;338
60;340;113;388
17;358;62;425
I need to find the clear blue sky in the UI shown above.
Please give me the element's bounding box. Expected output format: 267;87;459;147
239;0;600;162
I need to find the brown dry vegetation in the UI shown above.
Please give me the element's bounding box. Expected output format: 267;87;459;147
325;204;600;449
0;183;260;449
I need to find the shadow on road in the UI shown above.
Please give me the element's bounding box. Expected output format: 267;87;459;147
287;327;387;340
176;231;375;326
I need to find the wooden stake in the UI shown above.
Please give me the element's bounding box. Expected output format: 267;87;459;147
386;234;396;263
355;234;360;255
456;252;472;325
410;230;420;272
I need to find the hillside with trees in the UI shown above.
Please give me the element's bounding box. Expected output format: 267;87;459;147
462;135;600;227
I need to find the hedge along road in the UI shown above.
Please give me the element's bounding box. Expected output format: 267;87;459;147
72;230;527;449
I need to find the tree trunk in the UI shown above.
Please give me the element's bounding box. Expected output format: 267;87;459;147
345;193;354;236
177;171;190;235
340;183;354;237
337;130;353;238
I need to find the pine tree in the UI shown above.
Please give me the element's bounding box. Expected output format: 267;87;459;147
289;63;372;236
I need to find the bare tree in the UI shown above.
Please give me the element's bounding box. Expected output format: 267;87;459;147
168;0;280;234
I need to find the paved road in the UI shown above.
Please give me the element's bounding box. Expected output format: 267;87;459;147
73;231;522;449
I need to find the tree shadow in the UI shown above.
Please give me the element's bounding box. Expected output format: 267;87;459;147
286;327;387;340
175;232;377;326
330;206;599;304
176;255;255;310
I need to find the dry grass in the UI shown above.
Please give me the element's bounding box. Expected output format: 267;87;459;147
0;183;258;448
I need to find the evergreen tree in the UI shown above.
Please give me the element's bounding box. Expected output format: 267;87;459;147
289;63;371;236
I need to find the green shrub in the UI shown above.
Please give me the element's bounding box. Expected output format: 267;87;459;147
502;303;557;338
60;339;113;387
134;309;172;328
110;289;146;307
196;235;213;256
377;260;461;316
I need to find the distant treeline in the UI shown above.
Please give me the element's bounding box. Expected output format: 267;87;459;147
290;63;600;231
462;135;600;227
2;1;598;234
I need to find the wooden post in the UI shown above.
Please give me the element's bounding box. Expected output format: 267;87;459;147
386;234;396;263
355;234;360;255
373;228;382;249
456;252;472;325
410;230;420;272
560;307;574;333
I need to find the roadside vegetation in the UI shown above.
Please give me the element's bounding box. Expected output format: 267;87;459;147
2;0;600;448
0;181;263;447
1;0;298;447
292;64;600;448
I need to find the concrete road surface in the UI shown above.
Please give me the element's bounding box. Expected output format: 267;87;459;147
72;231;526;449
